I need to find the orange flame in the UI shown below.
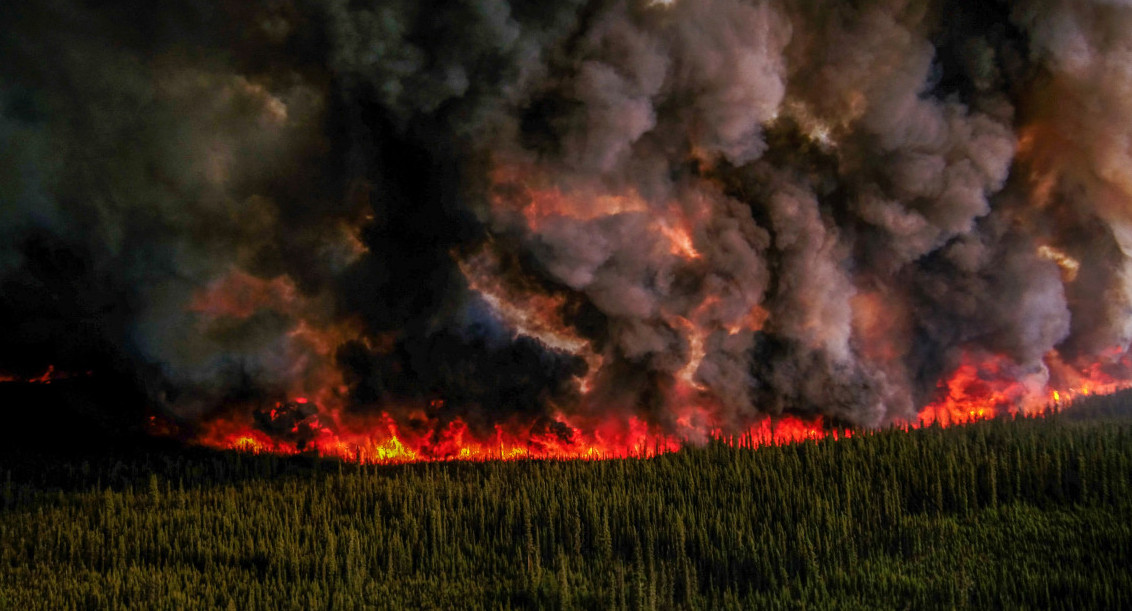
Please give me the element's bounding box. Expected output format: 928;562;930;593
174;344;1132;465
914;349;1132;428
167;162;1132;464
192;407;833;464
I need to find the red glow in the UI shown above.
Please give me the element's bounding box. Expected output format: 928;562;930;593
189;270;299;319
914;349;1132;428
167;169;1132;464
176;345;1132;465
192;408;833;464
0;365;89;385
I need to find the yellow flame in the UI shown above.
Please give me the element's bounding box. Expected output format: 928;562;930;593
1037;245;1080;282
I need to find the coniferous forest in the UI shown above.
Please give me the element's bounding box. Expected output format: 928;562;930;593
3;393;1132;610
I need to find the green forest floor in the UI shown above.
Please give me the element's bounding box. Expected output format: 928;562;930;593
2;394;1132;610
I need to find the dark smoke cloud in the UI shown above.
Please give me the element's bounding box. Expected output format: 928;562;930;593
2;0;1131;438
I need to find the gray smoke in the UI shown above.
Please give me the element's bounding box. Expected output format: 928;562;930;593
1;0;1129;439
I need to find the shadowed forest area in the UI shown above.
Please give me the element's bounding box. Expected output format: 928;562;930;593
2;392;1131;610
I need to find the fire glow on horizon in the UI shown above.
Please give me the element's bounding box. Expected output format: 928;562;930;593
135;151;1132;463
175;371;1126;465
148;343;1130;465
8;0;1132;467
4;354;1119;464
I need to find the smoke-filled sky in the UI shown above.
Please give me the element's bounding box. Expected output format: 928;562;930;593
3;0;1132;440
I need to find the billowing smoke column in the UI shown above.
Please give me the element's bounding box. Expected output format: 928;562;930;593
3;0;1132;457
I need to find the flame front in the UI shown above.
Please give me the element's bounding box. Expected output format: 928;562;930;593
177;325;1131;463
172;157;1132;464
186;350;1123;464
192;406;832;463
11;0;1132;466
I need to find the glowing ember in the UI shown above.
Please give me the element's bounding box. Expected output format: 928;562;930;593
0;365;89;385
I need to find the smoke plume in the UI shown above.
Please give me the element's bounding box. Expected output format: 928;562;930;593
3;0;1131;445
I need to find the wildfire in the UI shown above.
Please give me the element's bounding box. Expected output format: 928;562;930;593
0;365;88;384
168;162;1132;467
914;349;1132;428
173;344;1132;465
191;405;832;464
168;230;1132;466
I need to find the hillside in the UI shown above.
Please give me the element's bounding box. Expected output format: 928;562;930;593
3;394;1132;609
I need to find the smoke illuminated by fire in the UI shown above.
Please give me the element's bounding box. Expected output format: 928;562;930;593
8;0;1132;463
178;347;1126;464
175;249;1127;464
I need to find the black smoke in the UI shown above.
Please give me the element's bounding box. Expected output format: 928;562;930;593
1;0;1130;442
